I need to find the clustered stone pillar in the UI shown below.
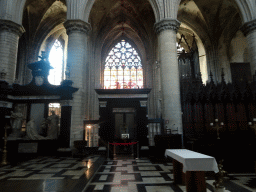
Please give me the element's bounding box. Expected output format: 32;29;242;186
154;19;183;135
64;20;91;147
241;19;256;75
0;20;25;84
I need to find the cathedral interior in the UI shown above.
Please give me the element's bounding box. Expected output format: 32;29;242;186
1;0;256;191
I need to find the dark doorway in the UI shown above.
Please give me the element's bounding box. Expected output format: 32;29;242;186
114;108;135;140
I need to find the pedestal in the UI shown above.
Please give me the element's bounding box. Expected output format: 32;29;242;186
7;139;58;164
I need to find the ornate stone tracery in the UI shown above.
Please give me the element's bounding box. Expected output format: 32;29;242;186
154;19;180;35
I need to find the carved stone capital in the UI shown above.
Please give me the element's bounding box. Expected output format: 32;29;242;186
240;19;256;36
0;20;25;37
64;20;91;35
154;19;180;35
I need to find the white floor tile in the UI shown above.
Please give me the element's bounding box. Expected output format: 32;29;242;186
111;186;129;192
140;172;161;176
94;184;105;190
145;185;174;192
99;175;108;181
142;177;167;183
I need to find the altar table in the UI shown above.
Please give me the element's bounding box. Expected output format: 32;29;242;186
165;149;219;192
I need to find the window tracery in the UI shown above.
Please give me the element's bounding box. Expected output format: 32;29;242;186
104;40;143;89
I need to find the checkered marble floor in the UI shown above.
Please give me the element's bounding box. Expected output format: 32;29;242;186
0;155;255;192
84;158;256;192
0;155;103;192
0;156;100;180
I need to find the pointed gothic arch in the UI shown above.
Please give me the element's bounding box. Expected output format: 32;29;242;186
3;0;67;25
83;0;160;23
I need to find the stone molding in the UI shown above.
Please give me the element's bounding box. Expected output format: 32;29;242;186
154;19;180;34
240;19;256;36
0;20;25;37
64;20;91;35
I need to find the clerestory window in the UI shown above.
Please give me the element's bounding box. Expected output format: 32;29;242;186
104;40;143;89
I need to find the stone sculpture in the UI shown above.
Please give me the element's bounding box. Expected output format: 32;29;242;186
39;118;48;136
46;111;59;139
9;105;24;139
25;119;47;140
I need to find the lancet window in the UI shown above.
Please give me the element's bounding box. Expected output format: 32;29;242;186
104;40;143;89
48;39;64;85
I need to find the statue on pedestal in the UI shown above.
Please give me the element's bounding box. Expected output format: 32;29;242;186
46;111;59;139
9;105;24;139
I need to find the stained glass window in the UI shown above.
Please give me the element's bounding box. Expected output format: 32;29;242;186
104;40;143;89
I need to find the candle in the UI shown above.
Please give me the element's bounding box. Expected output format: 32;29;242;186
210;123;214;126
215;119;218;122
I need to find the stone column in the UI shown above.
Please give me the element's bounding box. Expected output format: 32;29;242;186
154;19;183;134
94;125;99;147
64;20;91;147
241;19;256;75
0;20;25;84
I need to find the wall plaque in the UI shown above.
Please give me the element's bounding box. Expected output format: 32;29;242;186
18;143;38;153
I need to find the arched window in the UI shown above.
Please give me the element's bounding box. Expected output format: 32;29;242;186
104;40;143;89
48;39;64;85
